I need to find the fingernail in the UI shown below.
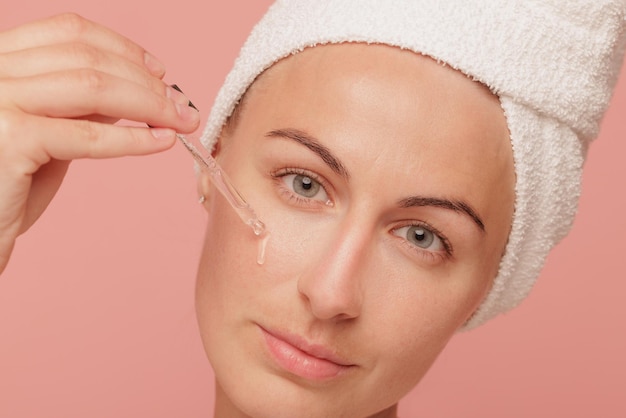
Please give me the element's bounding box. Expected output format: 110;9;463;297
176;102;200;123
171;84;198;110
150;128;175;140
144;52;166;77
167;85;190;106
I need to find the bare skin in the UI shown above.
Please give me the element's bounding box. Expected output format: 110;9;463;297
0;15;515;418
196;44;515;418
0;14;200;274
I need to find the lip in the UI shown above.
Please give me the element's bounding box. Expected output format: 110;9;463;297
259;325;355;381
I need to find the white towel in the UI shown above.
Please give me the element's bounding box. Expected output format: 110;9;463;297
201;0;626;329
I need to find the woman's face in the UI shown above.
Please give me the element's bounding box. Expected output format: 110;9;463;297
195;44;515;418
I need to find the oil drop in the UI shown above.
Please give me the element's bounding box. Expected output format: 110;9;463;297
256;232;271;265
169;85;271;267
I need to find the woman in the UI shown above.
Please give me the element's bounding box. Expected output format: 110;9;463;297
1;1;625;417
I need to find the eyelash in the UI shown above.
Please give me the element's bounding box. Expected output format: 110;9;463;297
270;167;332;208
270;167;453;264
392;221;454;263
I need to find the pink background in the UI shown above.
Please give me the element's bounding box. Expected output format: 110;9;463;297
1;2;625;417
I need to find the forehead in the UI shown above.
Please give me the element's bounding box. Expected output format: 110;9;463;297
233;43;514;223
242;44;509;156
248;43;504;124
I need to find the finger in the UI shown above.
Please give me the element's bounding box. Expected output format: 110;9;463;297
37;117;178;162
20;159;70;234
0;236;16;275
19;160;70;234
1;71;200;133
0;170;29;276
0;42;163;92
0;13;165;77
1;110;177;171
0;159;68;275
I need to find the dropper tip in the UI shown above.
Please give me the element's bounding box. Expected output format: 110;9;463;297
249;219;266;236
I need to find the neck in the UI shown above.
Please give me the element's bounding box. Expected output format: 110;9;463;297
213;381;398;418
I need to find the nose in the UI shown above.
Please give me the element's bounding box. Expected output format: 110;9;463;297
296;221;370;321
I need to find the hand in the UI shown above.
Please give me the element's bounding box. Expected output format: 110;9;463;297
0;13;200;274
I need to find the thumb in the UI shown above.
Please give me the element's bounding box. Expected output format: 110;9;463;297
20;159;70;234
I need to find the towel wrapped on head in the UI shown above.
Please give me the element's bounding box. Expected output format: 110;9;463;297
200;0;626;329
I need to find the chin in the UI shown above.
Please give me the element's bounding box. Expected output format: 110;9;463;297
214;374;400;418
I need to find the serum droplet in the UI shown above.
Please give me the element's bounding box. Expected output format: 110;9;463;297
257;232;270;265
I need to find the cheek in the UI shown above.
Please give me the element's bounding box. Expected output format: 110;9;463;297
351;300;465;407
194;161;500;412
357;264;492;396
194;194;263;340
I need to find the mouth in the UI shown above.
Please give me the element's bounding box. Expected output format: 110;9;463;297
258;325;356;381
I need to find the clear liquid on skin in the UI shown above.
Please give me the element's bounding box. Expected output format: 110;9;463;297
176;133;270;266
169;87;270;267
247;218;270;265
256;232;270;265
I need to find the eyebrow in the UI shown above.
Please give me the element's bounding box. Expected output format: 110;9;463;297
265;127;485;233
265;128;350;180
398;196;486;232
